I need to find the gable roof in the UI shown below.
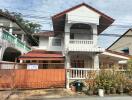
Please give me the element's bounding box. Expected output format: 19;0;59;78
52;3;114;20
52;3;114;35
107;29;132;49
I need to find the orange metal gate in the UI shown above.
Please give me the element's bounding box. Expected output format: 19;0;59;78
0;69;66;89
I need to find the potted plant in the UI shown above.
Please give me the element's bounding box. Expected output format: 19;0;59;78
95;74;105;97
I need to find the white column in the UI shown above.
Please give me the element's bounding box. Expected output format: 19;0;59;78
64;23;72;51
92;24;98;46
0;24;3;61
65;54;71;68
20;60;23;63
9;21;13;34
94;54;99;69
21;34;24;42
65;54;71;89
0;47;2;61
0;23;3;38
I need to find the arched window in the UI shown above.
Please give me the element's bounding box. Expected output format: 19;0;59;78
70;23;93;40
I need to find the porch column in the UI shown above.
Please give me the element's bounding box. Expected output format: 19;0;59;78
21;34;24;42
64;23;72;51
94;54;99;69
9;21;13;34
92;24;98;46
65;54;71;89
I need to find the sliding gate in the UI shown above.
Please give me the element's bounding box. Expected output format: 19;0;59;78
0;69;66;89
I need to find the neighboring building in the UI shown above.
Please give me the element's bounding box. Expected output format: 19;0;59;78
19;3;128;88
108;29;132;55
0;10;32;62
99;50;130;70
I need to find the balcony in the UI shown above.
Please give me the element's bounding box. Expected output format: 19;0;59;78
68;39;104;52
1;29;31;52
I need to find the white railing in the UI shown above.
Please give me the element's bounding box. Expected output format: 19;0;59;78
67;68;99;79
69;39;93;45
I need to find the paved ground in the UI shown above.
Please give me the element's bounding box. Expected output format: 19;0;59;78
25;96;132;100
0;89;131;100
0;90;12;100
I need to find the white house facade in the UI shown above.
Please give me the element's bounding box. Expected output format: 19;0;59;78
0;11;32;62
19;3;132;89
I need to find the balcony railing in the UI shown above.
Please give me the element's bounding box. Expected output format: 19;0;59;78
2;29;31;52
68;39;104;52
69;39;93;45
67;68;99;79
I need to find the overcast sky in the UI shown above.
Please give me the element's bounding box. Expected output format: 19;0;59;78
0;0;132;48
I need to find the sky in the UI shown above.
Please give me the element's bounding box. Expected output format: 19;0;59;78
0;0;132;48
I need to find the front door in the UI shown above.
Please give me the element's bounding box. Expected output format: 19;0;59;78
71;60;84;68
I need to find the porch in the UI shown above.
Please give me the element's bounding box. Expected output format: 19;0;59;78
65;52;100;88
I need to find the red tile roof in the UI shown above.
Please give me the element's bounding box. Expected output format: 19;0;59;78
19;50;64;60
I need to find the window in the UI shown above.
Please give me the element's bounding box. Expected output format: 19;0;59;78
71;60;84;68
70;33;74;39
52;38;61;46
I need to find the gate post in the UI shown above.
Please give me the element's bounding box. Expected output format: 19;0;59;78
65;54;71;89
66;69;70;89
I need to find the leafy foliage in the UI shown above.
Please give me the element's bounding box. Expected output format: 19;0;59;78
3;9;41;33
10;12;41;33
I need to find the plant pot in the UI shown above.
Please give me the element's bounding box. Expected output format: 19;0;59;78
71;85;76;92
118;88;123;94
94;88;98;95
87;90;94;95
106;89;110;94
117;85;124;94
110;87;116;94
98;89;104;97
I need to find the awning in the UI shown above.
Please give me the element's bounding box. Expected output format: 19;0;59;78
18;50;64;61
19;57;64;61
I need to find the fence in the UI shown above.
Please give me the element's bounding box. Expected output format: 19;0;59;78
0;62;66;90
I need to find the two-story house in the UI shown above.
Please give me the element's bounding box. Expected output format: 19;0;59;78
19;3;116;88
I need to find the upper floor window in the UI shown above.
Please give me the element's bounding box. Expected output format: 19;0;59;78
52;38;61;46
70;23;93;40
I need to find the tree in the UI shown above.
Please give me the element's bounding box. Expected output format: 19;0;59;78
10;12;41;33
9;11;41;46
